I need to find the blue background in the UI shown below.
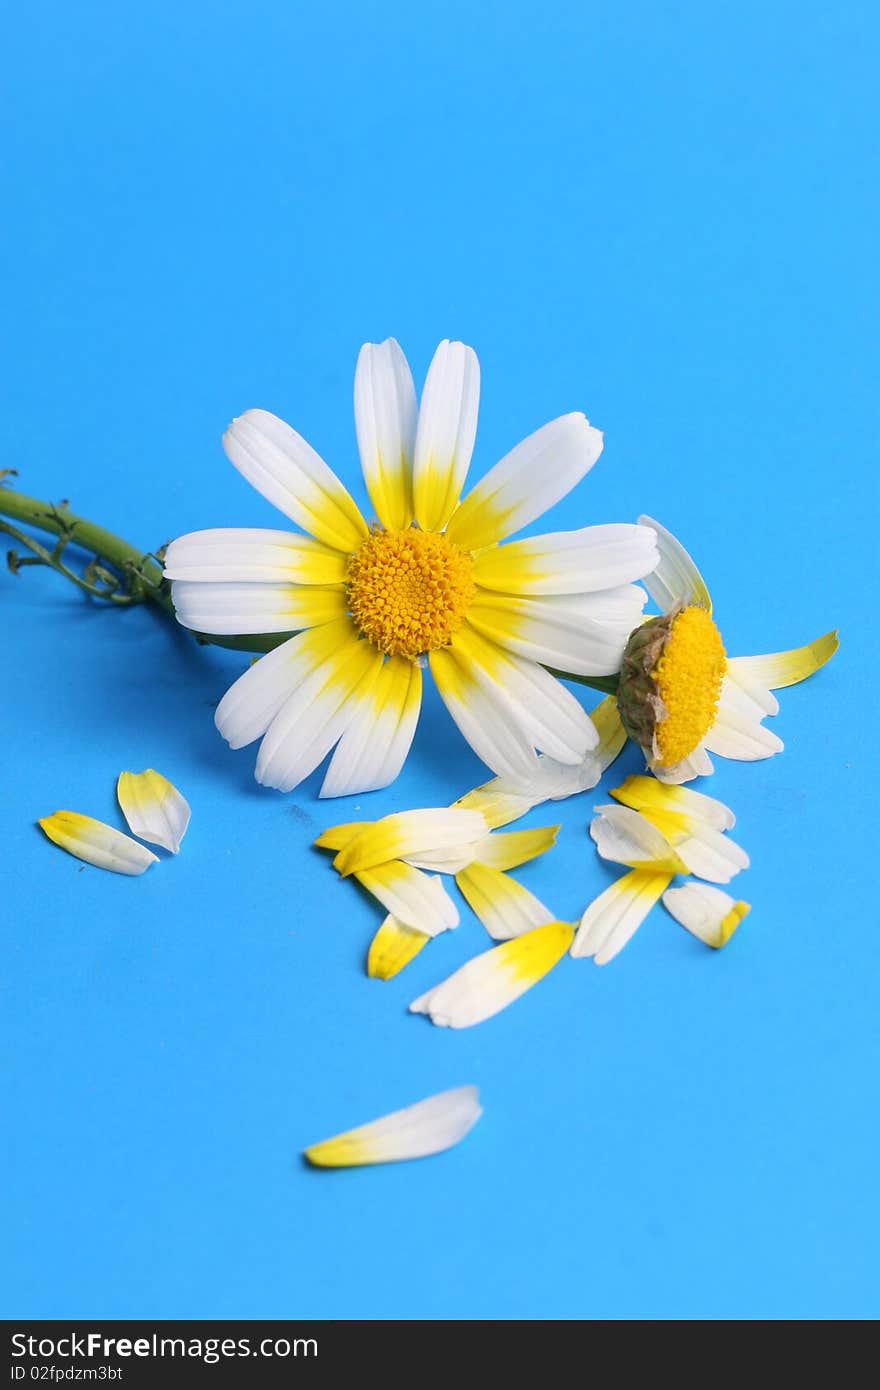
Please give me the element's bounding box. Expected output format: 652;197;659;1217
2;1;875;1320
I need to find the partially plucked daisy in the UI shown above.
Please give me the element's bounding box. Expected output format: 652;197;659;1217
611;516;839;784
164;339;659;795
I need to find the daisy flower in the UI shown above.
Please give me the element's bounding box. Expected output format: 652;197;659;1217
163;339;659;796
610;516;839;784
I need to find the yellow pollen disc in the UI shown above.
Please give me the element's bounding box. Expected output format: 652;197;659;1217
653;606;727;766
347;527;475;660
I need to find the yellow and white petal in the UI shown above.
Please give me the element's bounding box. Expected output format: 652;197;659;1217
465;588;645;678
116;769;191;854
590;804;688;874
255;635;383;792
223;408;367;552
354;338;417;530
171;578;347;635
405;823;558;874
702;690;784;762
456;862;556;940
727;629;838;690
673;827;749;884
304;1085;482;1168
410;921;574;1028
571;869;673;964
443;625;598;765
650;743;715;784
367;915;431;980
354;860;460;936
722;663;779;718
38;811;158;876
662;882;750;948
590;694;628;771
610;774;736;831
429;644;541;782
215;618;358;751
470;523;660;595
412;339;480;531
637;515;712;614
446;413;604;551
313;820;363;852
332;808;487;878
319;656;422;798
162;528;348;586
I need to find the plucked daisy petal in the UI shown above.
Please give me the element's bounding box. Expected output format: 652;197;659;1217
254;636;383;792
116;769;191;853
215;619;357;751
663;882;750;947
354;338;418;530
610;775;736;831
162;528;348;585
470;523;660;595
634;805;750;884
353;860;460;936
367;915;431;980
572;869;673;964
223;408;368;552
410;922;574;1028
331;808;487;878
453;696;624;829
590;804;688;874
319;656;422;798
171;579;347;635
465;587;647;678
456;862;556;940
702;687;784;762
727;630;838;690
405;823;559;874
412;340;480;532
304;1085;482;1168
38;811;158;876
446;413;604;551
637;515;713;614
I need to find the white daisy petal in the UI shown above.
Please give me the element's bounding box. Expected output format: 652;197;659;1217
332;808;487;878
470;524;659;595
215;619;356;750
637;515;712;613
650;744;715;784
354;338;418;530
170;579;346;635
367;915;431;981
590;804;687;873
116;769;191;853
162;528;348;585
571;869;673;964
410;922;574;1028
304;1085;482;1168
456;862;556;940
703;697;784;762
717;672;779;724
726;630;838;690
465;588;645;677
610;774;736;831
320;656;422;798
429;645;541;782
412;340;480;531
674;825;750;884
255;636;383;792
723;663;779;717
222;408;367;552
663;882;751;948
38;811;158;876
354;861;459;936
447;413;604;551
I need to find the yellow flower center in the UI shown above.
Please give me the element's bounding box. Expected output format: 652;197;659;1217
347;526;475;660
653;606;727;766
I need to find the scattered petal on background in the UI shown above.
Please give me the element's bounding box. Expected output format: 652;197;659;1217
332;808;487;878
304;1085;482;1168
38;811;158;876
117;769;191;853
367;915;431;980
663;881;751;947
410;921;573;1027
590;804;688;874
610;775;736;830
456;862;556;940
572;869;673;964
353;860;460;936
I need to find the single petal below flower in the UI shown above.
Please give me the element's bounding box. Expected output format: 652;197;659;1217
572;869;673;965
409;921;574;1027
116;769;191;853
367;915;431;980
304;1085;482;1168
663;882;750;947
456;862;556;940
38;811;158;876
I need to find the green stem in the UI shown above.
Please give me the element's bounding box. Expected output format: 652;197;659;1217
545;667;619;696
0;484;291;654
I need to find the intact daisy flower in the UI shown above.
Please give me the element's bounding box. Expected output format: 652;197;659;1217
571;778;749;963
163;339;659;796
611;516;839;784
